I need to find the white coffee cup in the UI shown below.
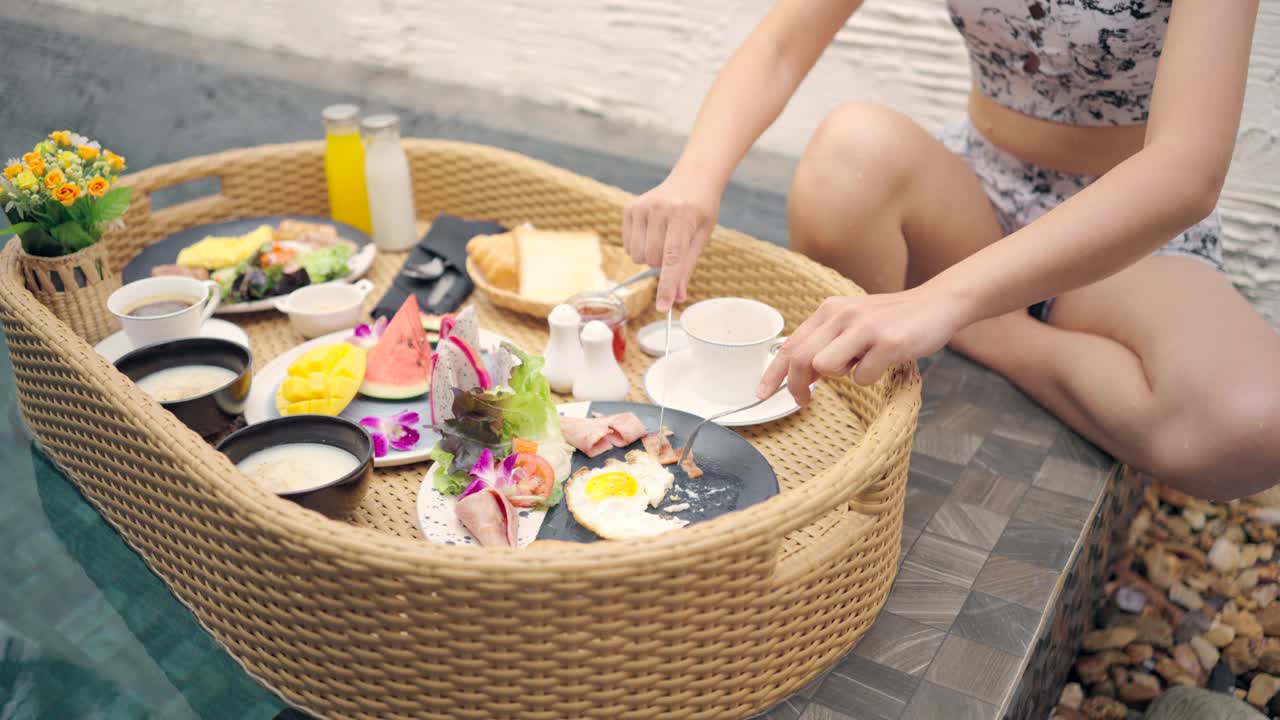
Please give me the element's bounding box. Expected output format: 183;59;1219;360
680;297;785;406
107;275;222;349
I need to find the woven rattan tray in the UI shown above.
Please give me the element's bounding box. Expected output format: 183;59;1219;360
0;140;919;720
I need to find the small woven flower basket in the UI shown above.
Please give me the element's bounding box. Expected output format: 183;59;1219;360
3;131;132;345
13;237;120;345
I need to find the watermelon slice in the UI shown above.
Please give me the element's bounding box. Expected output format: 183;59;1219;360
361;296;433;399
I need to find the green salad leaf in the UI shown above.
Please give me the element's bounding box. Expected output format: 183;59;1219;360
300;244;354;283
498;342;561;443
429;445;469;496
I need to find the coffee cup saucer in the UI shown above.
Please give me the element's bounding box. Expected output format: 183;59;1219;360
642;346;803;427
94;318;251;363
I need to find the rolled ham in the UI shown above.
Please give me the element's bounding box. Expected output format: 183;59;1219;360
455;487;518;547
591;412;648;448
560;415;614;458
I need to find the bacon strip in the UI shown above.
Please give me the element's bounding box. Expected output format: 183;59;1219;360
150;264;209;280
642;431;679;465
559;415;613;458
676;447;704;478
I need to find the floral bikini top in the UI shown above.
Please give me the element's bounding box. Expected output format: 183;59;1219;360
946;0;1173;126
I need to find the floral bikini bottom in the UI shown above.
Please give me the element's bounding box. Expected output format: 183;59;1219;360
938;120;1225;322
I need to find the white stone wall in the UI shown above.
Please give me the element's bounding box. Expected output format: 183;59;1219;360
38;0;1280;322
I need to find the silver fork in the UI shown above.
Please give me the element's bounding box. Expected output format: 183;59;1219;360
675;393;776;468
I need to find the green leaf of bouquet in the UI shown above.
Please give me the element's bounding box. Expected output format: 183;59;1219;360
91;186;132;224
0;221;37;237
50;221;96;252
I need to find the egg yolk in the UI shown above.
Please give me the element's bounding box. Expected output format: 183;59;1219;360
585;471;638;500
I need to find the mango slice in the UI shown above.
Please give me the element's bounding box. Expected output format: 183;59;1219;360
276;342;367;416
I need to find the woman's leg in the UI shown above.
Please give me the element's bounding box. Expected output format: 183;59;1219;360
787;103;1005;294
950;255;1280;500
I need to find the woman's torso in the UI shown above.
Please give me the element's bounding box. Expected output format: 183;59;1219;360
946;0;1173;175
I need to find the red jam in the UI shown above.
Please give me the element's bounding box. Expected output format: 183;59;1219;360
571;292;628;362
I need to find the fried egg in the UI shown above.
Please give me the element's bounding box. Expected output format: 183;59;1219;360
565;450;684;540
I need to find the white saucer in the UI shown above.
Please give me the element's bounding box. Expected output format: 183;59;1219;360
93;318;251;363
642;348;802;427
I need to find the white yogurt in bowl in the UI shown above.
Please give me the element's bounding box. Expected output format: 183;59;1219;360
236;442;361;494
136;364;240;403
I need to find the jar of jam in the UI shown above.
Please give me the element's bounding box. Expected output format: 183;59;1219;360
569;290;628;362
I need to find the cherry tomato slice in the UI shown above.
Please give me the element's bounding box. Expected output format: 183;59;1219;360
508;452;554;507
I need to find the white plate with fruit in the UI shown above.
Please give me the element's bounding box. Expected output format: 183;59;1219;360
244;298;507;467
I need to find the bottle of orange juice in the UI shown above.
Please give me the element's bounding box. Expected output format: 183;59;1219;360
322;104;372;234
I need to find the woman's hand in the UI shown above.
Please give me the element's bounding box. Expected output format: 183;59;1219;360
757;286;972;403
623;175;721;312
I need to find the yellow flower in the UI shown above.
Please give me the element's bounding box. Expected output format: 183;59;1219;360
34;141;55;156
44;169;66;190
54;183;81;207
3;163;19;180
14;171;38;192
25;156;45;176
104;151;125;172
86;177;109;197
57;150;77;169
49;130;71;146
77;145;99;161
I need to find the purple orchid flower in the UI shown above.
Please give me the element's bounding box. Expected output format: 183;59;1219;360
457;449;520;501
347;315;388;351
358;410;420;458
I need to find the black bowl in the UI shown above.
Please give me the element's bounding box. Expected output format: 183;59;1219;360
114;337;253;439
215;415;374;519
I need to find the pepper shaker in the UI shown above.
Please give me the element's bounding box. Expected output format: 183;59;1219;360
572;320;629;402
542;303;584;394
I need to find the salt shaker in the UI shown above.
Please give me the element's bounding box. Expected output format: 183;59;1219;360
542;304;584;394
572;320;629;402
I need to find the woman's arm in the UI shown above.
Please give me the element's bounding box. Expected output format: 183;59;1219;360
759;0;1260;399
927;0;1259;325
625;0;865;310
668;0;865;194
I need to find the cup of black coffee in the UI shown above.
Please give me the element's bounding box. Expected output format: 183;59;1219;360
107;275;221;349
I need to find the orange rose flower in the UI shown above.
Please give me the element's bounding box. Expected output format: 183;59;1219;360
44;169;66;190
24;156;45;176
22;151;40;166
77;145;100;161
49;131;72;146
3;163;19;180
86;177;109;197
54;183;81;207
104;151;125;172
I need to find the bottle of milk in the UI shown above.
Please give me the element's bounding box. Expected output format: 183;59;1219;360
360;114;418;252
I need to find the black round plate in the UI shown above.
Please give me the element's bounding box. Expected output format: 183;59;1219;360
536;401;780;543
121;215;372;286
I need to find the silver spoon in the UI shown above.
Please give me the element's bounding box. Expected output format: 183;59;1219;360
609;267;657;292
402;257;446;281
675;392;779;468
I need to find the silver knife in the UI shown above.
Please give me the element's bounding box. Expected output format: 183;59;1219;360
426;272;457;310
656;307;672;435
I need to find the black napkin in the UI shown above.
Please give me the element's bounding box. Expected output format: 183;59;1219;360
371;214;505;318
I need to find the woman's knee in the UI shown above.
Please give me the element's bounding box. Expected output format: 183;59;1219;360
791;102;919;204
1146;379;1280;500
788;103;920;260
